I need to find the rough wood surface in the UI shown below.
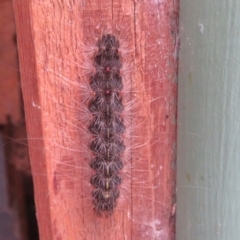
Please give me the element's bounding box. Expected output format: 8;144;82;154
13;0;178;239
0;0;21;125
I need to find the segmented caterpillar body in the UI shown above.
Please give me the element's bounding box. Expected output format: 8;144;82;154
88;34;125;215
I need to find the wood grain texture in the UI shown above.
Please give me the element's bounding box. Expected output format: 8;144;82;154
177;0;240;239
13;0;178;239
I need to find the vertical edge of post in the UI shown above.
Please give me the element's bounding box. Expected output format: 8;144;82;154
13;1;53;239
132;0;178;238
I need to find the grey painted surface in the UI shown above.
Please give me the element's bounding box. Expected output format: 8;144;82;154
177;1;240;240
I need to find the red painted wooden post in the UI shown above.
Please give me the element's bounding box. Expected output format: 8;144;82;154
13;0;178;239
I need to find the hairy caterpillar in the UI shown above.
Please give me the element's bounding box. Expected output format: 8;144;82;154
88;34;125;215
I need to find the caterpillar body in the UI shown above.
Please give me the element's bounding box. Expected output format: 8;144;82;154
87;34;125;215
